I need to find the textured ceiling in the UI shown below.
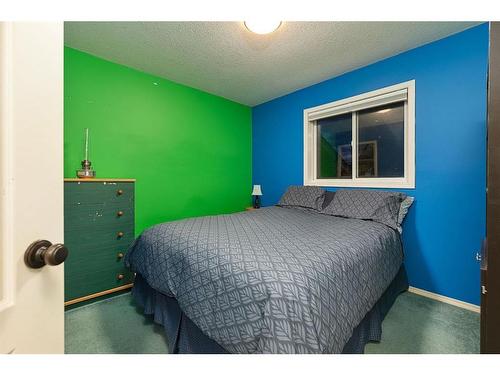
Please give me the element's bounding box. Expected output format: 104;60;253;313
64;21;479;106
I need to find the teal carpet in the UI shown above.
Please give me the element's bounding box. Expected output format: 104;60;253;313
65;291;479;354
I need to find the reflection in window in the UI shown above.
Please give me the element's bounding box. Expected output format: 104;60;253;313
316;113;352;178
357;102;404;178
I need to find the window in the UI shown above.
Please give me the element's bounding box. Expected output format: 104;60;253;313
304;81;415;188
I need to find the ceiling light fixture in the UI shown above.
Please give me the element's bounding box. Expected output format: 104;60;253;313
244;20;282;35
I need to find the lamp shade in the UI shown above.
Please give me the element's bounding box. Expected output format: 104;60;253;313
252;185;262;196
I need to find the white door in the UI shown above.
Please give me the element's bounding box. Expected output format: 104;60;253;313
0;22;64;354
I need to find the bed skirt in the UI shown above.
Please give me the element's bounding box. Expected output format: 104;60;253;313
131;265;408;354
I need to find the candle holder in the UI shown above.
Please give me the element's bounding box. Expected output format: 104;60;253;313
77;128;96;178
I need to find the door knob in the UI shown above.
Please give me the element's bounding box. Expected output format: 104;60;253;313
24;240;68;269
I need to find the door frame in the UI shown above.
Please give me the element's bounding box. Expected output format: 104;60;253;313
0;22;15;314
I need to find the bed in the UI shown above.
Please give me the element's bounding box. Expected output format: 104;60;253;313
125;188;410;354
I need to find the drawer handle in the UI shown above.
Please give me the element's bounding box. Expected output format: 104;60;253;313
117;189;124;196
117;231;124;238
117;252;124;259
117;210;124;217
117;274;124;280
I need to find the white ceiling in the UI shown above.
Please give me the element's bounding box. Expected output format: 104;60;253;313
64;21;479;106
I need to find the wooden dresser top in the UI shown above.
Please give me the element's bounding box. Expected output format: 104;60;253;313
64;178;136;182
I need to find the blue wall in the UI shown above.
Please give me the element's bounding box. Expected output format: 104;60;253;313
252;24;489;305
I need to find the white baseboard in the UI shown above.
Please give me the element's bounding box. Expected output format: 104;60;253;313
408;286;480;313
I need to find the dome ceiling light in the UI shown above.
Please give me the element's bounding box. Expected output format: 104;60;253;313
244;20;282;35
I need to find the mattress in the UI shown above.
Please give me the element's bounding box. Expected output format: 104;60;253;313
125;206;403;353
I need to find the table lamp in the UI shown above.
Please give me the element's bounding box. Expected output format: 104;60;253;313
252;184;262;209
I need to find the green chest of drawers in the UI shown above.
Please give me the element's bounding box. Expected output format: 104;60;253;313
64;179;135;306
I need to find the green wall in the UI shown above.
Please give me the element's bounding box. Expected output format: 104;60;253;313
64;47;252;234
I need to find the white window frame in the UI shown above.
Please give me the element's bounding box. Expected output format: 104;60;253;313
303;80;415;189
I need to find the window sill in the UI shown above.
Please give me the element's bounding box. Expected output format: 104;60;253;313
304;178;415;189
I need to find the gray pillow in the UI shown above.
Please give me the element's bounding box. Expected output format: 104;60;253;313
321;189;406;230
278;185;325;211
396;196;414;233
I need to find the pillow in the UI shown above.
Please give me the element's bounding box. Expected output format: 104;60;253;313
396;196;414;233
277;185;325;211
321;189;406;230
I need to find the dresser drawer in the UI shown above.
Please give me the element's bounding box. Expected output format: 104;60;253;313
65;265;133;301
64;213;134;251
65;181;134;207
65;203;134;231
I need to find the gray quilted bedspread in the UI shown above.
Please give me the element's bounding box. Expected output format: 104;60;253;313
125;206;403;354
